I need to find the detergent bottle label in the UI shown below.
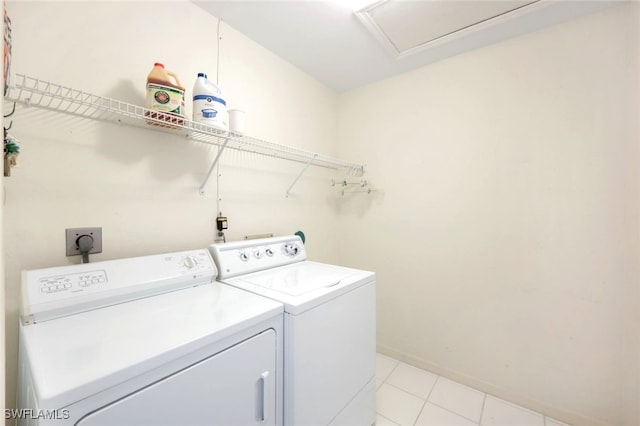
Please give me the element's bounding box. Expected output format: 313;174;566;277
192;74;227;130
146;83;184;115
193;94;226;120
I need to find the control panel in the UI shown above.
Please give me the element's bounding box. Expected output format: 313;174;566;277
210;235;307;279
39;270;107;294
22;249;217;324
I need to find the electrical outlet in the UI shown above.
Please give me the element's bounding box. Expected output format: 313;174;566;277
65;227;102;257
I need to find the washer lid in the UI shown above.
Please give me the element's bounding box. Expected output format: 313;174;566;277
240;262;354;296
226;261;375;315
20;282;283;410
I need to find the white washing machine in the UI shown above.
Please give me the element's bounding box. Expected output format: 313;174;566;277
209;236;376;426
17;249;284;426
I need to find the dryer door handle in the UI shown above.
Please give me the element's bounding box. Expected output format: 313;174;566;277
257;370;270;422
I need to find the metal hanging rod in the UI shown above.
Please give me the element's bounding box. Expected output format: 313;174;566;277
5;73;366;184
333;177;379;196
340;188;378;196
331;178;368;187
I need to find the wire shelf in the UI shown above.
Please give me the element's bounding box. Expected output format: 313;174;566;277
4;73;365;173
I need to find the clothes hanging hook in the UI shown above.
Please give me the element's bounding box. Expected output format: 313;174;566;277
4;102;16;118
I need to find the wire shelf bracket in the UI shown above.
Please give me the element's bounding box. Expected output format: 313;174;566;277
285;154;317;198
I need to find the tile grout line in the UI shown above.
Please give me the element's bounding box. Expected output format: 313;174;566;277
426;375;439;401
381;359;481;426
378;359;403;426
412;398;428;426
383;359;484;425
399;371;485;426
479;392;487;426
385;370;439;401
382;381;426;398
379;368;428;426
380;358;401;383
424;373;485;424
411;373;441;425
378;354;554;426
410;374;437;426
377;412;400;426
426;399;483;425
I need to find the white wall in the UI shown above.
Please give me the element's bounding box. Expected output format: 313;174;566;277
337;2;639;425
3;0;341;412
5;1;639;425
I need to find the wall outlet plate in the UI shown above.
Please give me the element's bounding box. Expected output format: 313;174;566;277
65;227;102;256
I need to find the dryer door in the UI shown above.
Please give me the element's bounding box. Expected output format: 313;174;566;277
76;329;277;426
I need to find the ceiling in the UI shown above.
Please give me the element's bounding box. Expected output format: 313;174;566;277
193;0;624;92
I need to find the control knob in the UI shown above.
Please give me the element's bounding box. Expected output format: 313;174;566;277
183;256;197;269
283;243;299;257
239;251;250;262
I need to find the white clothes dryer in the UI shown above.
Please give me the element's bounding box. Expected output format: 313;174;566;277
17;249;284;426
209;236;376;426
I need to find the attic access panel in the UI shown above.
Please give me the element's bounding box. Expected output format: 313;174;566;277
356;0;540;58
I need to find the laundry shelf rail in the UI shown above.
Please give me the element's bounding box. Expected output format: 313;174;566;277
5;73;365;194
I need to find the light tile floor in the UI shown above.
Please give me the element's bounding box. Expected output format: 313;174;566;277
376;353;571;426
